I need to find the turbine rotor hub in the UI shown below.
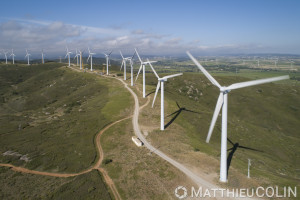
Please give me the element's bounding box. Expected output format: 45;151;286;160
220;87;230;94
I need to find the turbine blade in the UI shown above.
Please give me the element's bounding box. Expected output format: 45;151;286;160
135;64;143;81
226;75;289;90
152;81;161;107
109;51;112;55
120;60;124;70
131;51;136;59
162;73;183;80
206;93;224;143
148;59;159;79
134;48;142;63
87;55;90;62
120;51;124;59
187;51;221;89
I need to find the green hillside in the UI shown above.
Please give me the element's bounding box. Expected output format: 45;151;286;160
140;71;300;190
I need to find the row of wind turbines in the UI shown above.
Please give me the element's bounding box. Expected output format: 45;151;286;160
0;49;46;65
123;49;289;183
0;46;290;183
64;47;113;75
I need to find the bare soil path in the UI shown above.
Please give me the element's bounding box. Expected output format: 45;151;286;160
1;66;254;200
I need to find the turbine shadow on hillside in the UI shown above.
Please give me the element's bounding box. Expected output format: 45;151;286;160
227;138;263;176
146;89;156;97
164;102;200;129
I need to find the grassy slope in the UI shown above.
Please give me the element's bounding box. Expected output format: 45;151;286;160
139;71;299;192
0;63;132;199
0;167;111;200
0;64;132;173
101;119;195;200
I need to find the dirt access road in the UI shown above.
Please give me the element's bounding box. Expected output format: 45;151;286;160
1;66;254;200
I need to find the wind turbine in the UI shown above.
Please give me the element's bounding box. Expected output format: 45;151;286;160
135;48;157;98
103;51;112;75
25;49;30;65
10;49;16;64
78;49;84;70
120;51;128;80
248;159;251;178
127;52;136;86
187;51;289;182
41;49;45;64
74;49;80;66
65;47;72;67
120;51;135;81
149;60;182;130
2;50;8;64
87;47;96;71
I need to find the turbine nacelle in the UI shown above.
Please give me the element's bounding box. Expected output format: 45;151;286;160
220;87;230;93
149;60;182;108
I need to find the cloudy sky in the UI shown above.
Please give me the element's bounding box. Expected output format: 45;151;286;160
0;0;299;58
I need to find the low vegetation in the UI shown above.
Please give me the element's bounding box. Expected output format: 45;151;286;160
0;167;111;199
136;71;299;196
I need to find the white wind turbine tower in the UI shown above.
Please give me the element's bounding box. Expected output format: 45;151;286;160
2;50;8;64
120;51;128;80
247;159;251;178
74;49;80;66
103;51;112;75
127;52;136;86
65;47;72;67
87;47;96;71
41;49;45;64
149;60;182;130
78;49;84;70
25;49;30;65
120;51;135;81
187;51;289;182
135;48;157;98
10;49;16;64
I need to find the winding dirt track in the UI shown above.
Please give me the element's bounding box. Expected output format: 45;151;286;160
0;116;130;200
1;66;253;200
0;67;135;200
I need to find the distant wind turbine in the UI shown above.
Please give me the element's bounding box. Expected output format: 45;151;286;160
135;48;157;98
87;47;96;71
25;49;30;65
74;49;80;66
187;51;289;182
41;49;45;64
149;60;182;130
120;51;135;81
120;51;128;80
2;50;8;64
65;47;72;67
103;51;112;75
78;49;84;70
128;52;136;86
10;49;16;64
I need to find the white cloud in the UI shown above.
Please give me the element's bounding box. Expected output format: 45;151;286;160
0;18;270;58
